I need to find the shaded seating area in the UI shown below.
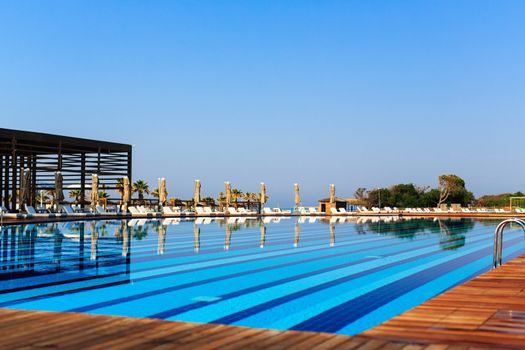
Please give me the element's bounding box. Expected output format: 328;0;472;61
0;128;132;214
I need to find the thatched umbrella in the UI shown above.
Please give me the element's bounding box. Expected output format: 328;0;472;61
158;224;166;255
91;174;99;211
19;168;30;211
329;221;335;247
122;176;131;212
329;184;335;204
225;224;232;250
259;224;266;248
260;182;266;207
159;178;167;206
193;223;200;252
294;183;301;209
294;221;300;247
224;181;231;207
55;171;64;208
194;180;201;207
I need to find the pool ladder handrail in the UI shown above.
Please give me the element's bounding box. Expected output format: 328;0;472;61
493;218;525;268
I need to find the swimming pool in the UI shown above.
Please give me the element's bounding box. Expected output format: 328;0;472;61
0;217;523;335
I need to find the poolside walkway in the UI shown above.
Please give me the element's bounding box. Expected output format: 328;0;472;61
0;307;427;350
364;254;525;349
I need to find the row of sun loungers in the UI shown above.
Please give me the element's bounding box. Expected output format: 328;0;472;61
3;203;525;221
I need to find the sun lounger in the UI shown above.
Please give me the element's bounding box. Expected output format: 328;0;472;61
330;207;340;215
24;205;58;218
309;207;319;214
262;207;273;215
60;205;90;217
297;207;309;215
195;207;207;215
338;208;349;214
96;205;118;216
238;208;257;215
227;207;241;215
204;206;222;215
129;206;155;216
162;206;179;215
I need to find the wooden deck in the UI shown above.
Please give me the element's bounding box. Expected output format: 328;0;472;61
364;254;525;349
0;308;438;350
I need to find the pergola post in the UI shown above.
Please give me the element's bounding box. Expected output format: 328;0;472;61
80;153;86;208
10;137;17;212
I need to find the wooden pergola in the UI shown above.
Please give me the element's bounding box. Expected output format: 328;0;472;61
0;128;132;212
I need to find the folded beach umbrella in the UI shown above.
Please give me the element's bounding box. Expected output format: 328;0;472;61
159;178;167;206
91;174;99;210
55;171;64;205
260;182;266;206
194;180;201;207
19;168;30;210
329;184;335;204
294;183;301;208
123;176;131;212
225;181;231;207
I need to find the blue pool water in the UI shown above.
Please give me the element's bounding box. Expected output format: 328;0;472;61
0;216;523;335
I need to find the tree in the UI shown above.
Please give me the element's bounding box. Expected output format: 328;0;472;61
231;188;243;202
98;190;110;199
354;188;367;200
202;196;216;206
132;179;150;203
151;187;159;199
69;189;82;204
116;178;124;200
438;175;462;206
437;174;474;207
36;190;51;205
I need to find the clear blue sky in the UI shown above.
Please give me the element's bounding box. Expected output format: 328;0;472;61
1;1;524;206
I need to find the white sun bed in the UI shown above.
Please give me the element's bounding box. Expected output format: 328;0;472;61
227;207;241;215
61;204;90;217
25;205;58;218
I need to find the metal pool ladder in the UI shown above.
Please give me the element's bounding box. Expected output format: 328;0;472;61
493;218;525;268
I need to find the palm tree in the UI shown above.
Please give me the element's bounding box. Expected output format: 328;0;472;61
151;187;159;199
69;189;82;204
98;190;110;199
132;179;149;204
231;188;243;203
244;192;253;203
36;190;51;205
116;177;124;200
202;196;215;206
